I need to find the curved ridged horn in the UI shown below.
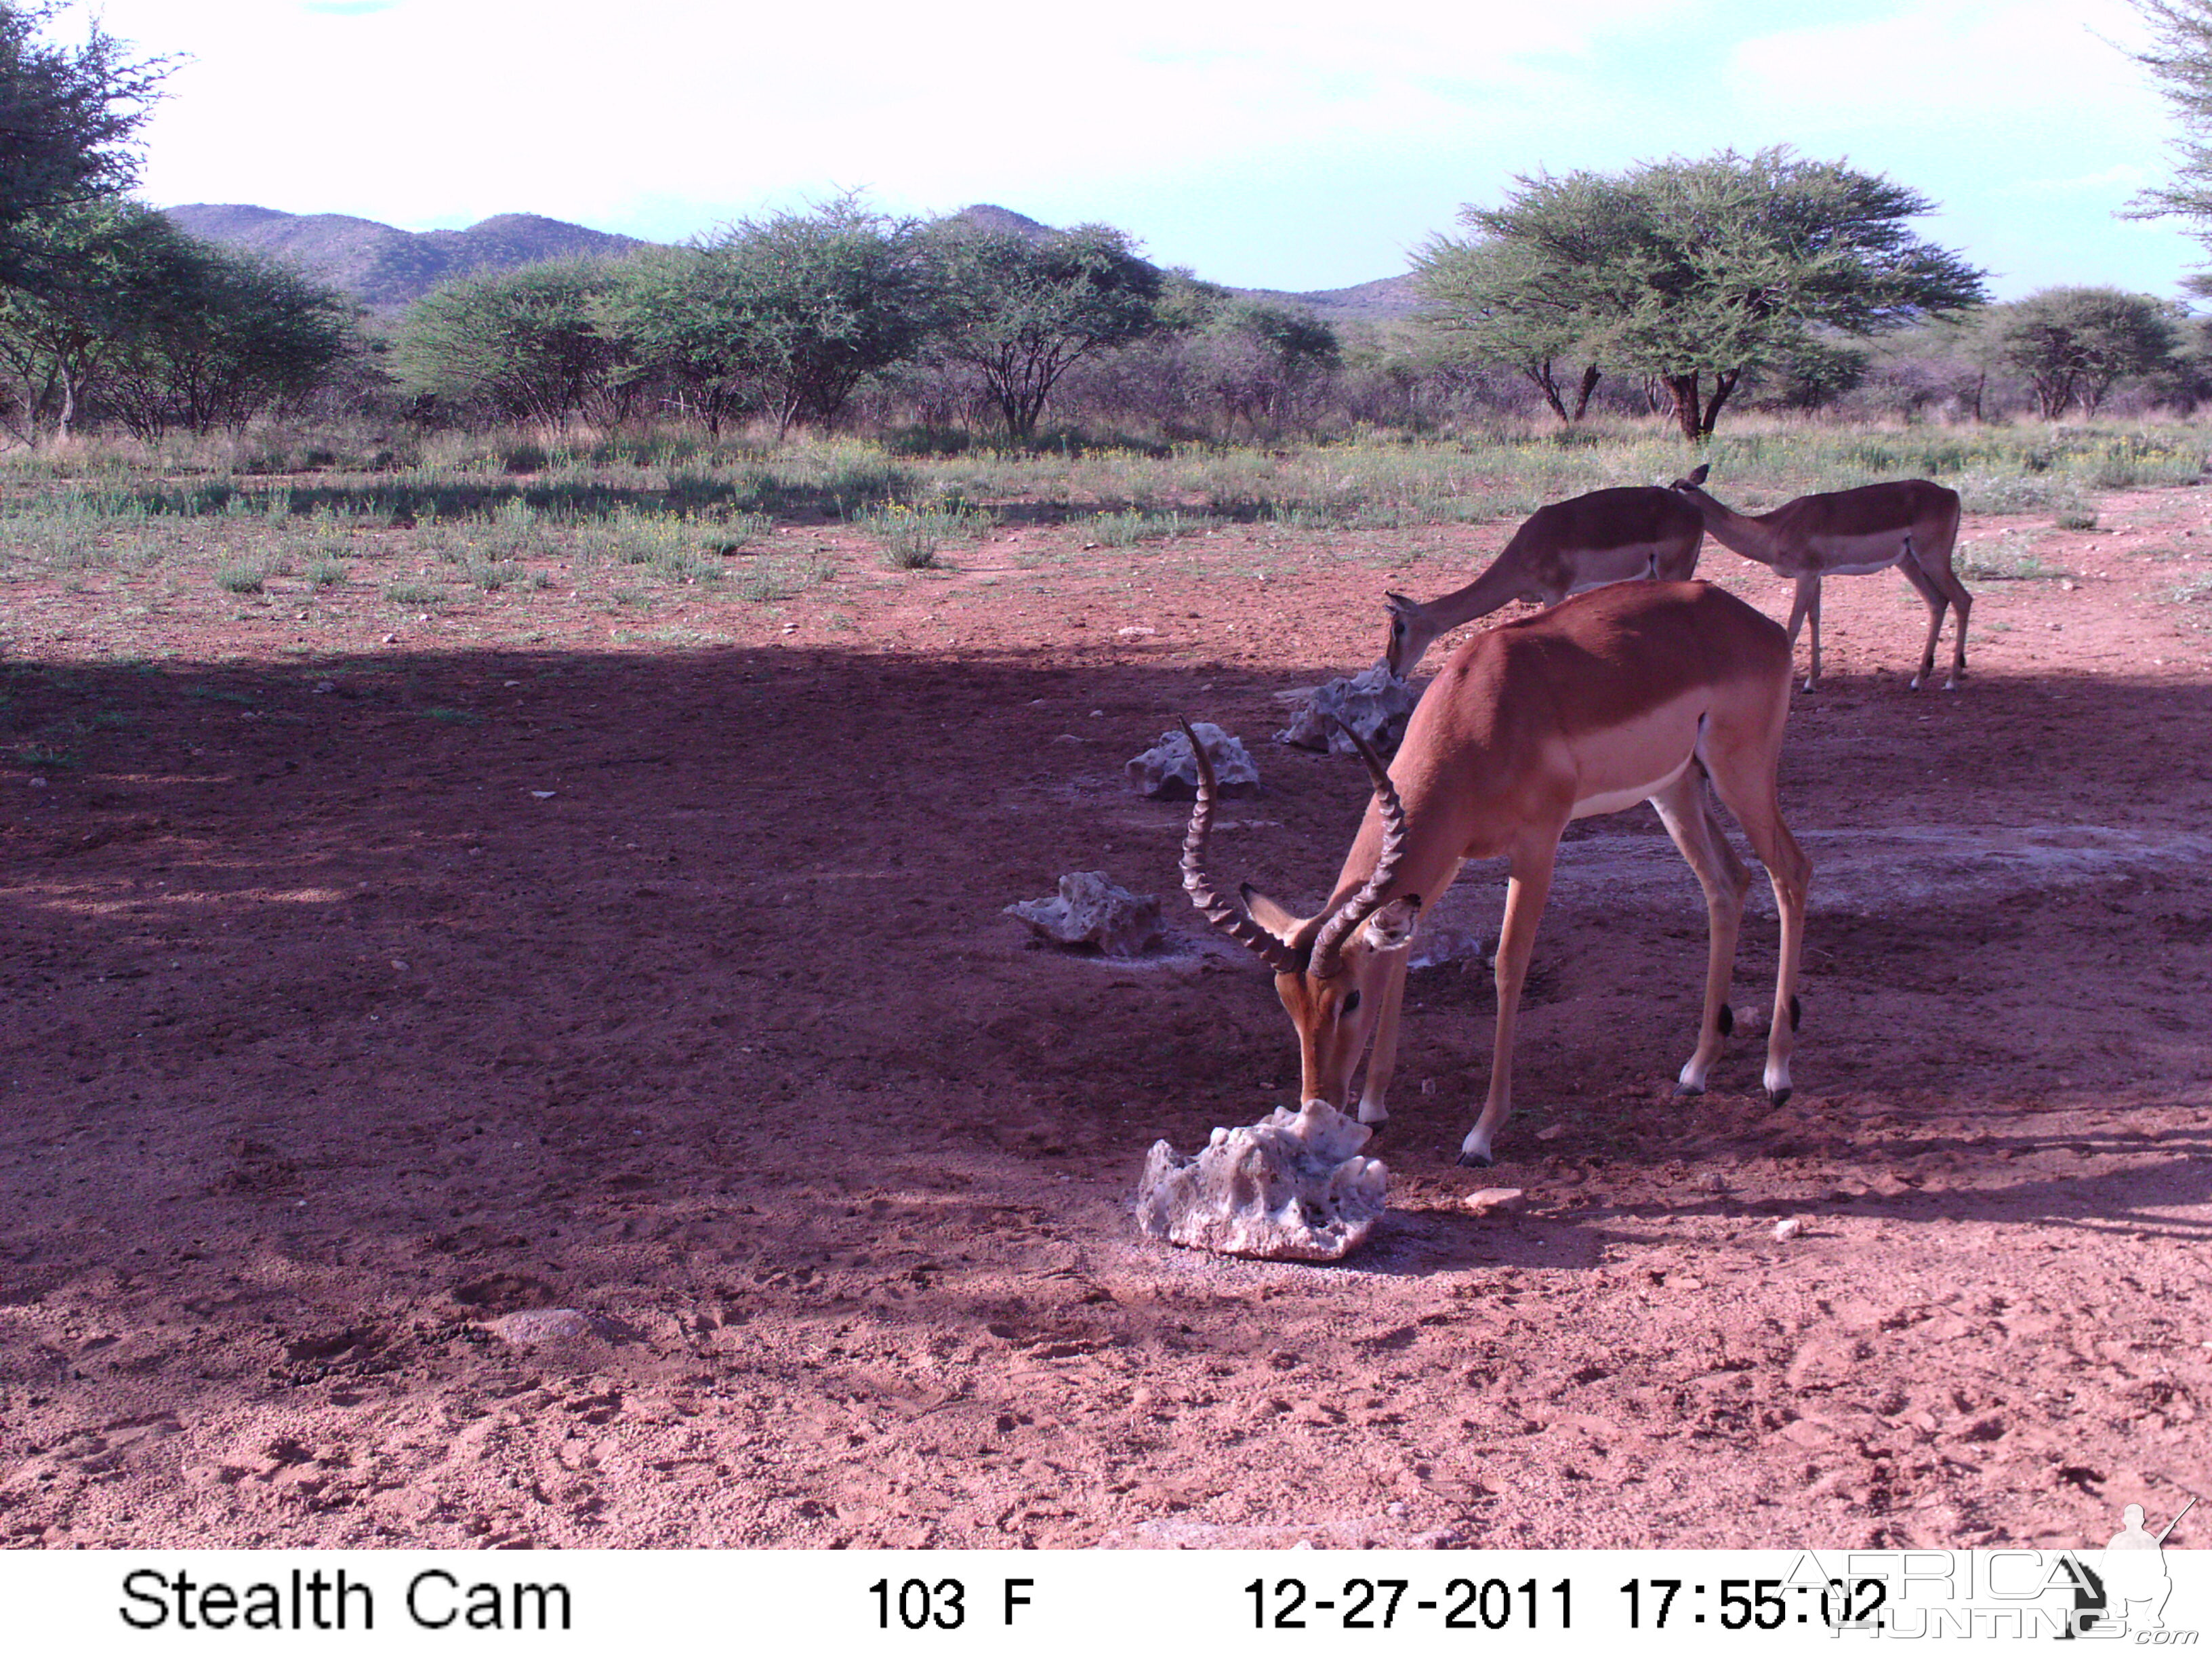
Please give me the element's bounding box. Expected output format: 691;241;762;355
1177;718;1302;974
1307;716;1412;979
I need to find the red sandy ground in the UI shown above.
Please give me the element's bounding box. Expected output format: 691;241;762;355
1;487;2207;1551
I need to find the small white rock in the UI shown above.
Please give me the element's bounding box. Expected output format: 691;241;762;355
1534;1122;1567;1141
1698;1171;1728;1193
1774;1217;1806;1242
1464;1187;1525;1216
1004;871;1164;957
489;1309;594;1345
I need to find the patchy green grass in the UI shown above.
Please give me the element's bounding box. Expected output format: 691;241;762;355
2168;572;2212;604
213;560;274;594
854;501;994;569
1959;537;2074;581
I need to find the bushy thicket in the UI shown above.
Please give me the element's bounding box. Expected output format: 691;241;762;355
6;201;2207;455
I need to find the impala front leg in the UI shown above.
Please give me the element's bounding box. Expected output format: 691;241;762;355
1460;845;1557;1167
1355;942;1414;1128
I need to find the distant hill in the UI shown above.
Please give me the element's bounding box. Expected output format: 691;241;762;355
942;203;1057;243
163;199;1420;324
945;202;1420;325
163;205;649;309
1233;273;1420;326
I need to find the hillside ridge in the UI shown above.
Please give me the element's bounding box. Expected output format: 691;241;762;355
163;201;1418;322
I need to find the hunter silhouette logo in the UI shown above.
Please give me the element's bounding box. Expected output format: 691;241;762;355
2100;1498;2192;1635
2060;1496;2196;1640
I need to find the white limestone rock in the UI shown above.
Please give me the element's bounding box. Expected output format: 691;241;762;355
487;1309;594;1345
1275;663;1419;756
1004;871;1164;958
1136;1101;1389;1261
1126;721;1258;800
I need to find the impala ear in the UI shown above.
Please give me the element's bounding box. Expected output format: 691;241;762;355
1238;882;1303;941
1360;895;1420;952
1674;462;1711;489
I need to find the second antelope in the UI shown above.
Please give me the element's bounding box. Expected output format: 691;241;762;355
1382;486;1705;677
1185;580;1810;1166
1669;463;1971;692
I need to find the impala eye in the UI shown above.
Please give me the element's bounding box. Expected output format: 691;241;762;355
1340;990;1362;1017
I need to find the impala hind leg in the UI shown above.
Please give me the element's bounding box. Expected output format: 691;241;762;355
1902;549;1973;689
1899;557;1949;691
1460;845;1557;1166
1649;770;1753;1096
1700;740;1811;1104
1784;575;1822;691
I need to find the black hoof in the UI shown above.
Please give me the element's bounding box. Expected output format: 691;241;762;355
1767;1086;1791;1107
1673;1080;1705;1098
1456;1149;1494;1169
1359;1118;1391;1141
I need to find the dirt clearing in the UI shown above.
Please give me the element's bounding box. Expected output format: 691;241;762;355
1;489;2207;1549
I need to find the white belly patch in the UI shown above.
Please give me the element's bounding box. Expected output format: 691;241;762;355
1562;543;1670;596
1571;753;1694;820
1821;554;1905;577
1807;531;1910;577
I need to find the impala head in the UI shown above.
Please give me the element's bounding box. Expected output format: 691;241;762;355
1382;590;1431;680
1670;462;1712;493
1178;716;1420;1111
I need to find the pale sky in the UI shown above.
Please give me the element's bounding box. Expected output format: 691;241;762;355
67;0;2210;300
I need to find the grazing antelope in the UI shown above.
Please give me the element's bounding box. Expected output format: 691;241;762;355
1668;464;1970;692
1382;487;1705;677
1185;580;1810;1166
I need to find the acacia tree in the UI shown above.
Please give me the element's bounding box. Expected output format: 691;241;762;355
0;203;352;441
1425;148;1988;441
2125;0;2212;269
109;245;354;436
609;200;931;438
923;222;1161;441
0;3;168;292
1194;300;1339;437
0;198;173;441
394;261;631;427
1414;235;1601;423
1976;287;2180;417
